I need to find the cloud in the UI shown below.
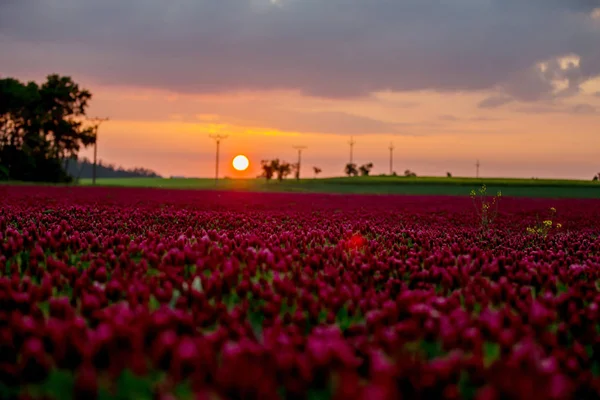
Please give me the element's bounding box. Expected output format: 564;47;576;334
470;116;505;122
516;102;598;115
1;0;599;100
570;103;598;114
438;114;459;121
478;96;514;109
594;91;600;97
242;110;405;135
92;91;406;135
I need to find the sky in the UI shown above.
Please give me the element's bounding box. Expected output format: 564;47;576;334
1;0;600;179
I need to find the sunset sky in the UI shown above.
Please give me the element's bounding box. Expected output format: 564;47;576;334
1;1;599;179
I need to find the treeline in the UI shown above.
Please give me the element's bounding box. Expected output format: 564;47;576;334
66;158;161;179
0;74;99;182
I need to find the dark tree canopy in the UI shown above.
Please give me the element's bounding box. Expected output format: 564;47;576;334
345;163;358;177
0;74;96;182
260;159;293;182
66;158;161;180
359;162;374;176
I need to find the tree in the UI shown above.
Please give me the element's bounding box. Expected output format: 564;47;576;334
359;162;373;176
260;159;292;182
260;160;275;182
0;74;97;182
447;172;453;178
404;169;417;177
66;157;160;180
313;166;322;178
40;75;95;163
275;160;292;181
345;163;358;177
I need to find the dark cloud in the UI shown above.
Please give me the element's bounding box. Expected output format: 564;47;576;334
1;0;599;100
478;96;514;109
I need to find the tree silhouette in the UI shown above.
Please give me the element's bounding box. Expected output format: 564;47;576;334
447;172;453;178
260;160;275;182
404;169;417;177
67;157;160;180
345;163;358;177
359;162;373;176
275;160;292;181
313;166;322;178
0;74;96;182
260;159;293;181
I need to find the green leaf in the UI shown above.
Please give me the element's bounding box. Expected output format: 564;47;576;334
557;280;568;294
336;305;351;331
249;309;264;340
458;371;477;400
149;295;161;311
593;361;600;378
38;301;50;317
115;369;153;400
168;289;181;309
420;340;444;360
173;382;194;400
530;286;537;299
483;342;500;367
40;369;75;400
586;344;594;358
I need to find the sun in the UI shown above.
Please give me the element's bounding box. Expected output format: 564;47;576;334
232;155;249;171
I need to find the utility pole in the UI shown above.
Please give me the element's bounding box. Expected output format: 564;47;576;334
348;136;356;164
87;117;109;185
389;142;395;175
476;159;480;178
209;134;228;184
292;145;307;180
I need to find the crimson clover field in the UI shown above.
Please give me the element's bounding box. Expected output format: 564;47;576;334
1;185;600;399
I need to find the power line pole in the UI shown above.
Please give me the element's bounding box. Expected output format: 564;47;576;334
87;117;109;185
389;142;395;175
209;134;228;184
476;159;480;178
348;136;356;164
292;145;307;180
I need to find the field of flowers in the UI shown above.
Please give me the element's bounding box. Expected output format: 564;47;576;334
1;185;600;399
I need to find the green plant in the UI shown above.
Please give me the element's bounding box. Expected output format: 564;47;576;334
470;184;501;232
526;207;561;239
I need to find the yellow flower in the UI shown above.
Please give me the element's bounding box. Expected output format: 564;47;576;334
470;190;476;197
526;227;536;234
497;191;502;197
556;223;562;229
543;220;552;227
550;207;556;213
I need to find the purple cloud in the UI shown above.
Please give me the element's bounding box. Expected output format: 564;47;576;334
0;0;599;101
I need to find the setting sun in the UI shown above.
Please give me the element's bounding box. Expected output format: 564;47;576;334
232;155;250;171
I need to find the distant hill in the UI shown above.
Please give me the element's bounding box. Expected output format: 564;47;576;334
66;158;161;179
